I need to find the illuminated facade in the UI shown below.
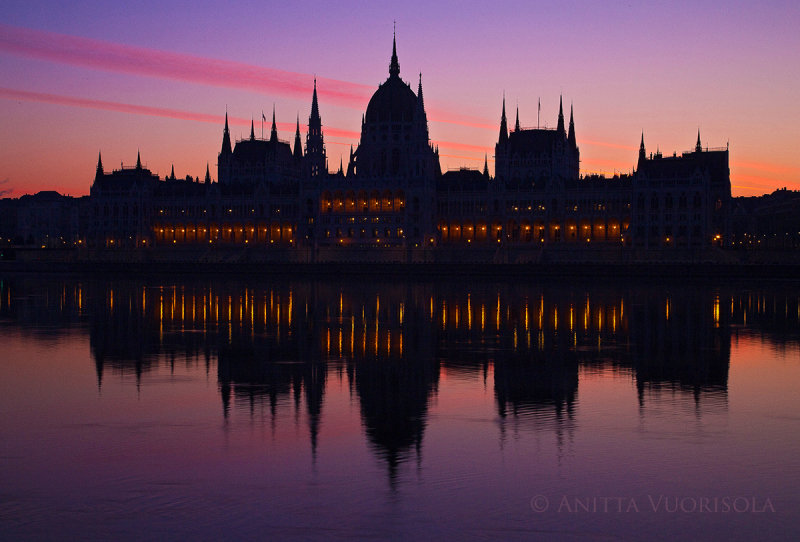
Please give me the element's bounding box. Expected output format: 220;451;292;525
84;34;731;256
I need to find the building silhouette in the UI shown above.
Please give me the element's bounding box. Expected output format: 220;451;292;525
1;33;738;259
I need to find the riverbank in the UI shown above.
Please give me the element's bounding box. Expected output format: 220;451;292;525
2;246;799;279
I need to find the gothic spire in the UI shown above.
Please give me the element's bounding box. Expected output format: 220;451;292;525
294;114;303;159
95;151;103;179
389;27;400;78
310;78;320;121
136;150;142;170
221;112;232;155
417;73;424;108
557;95;565;135
483;153;490;178
306;80;325;176
639;132;646;159
346;144;354;177
270;106;278;142
170;164;175;180
499;95;508;144
515;105;520;132
567;104;576;147
250;118;255;141
696;129;702;152
204;163;211;184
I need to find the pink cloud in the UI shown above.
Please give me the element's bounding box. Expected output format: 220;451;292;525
0;23;373;108
0;23;514;135
0;178;13;197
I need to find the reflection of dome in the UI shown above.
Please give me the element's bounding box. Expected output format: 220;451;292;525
365;76;417;123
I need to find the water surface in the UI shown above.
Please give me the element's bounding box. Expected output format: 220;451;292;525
1;275;798;540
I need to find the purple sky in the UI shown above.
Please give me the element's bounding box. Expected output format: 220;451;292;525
1;0;799;196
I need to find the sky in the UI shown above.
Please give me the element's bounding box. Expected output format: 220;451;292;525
1;0;799;198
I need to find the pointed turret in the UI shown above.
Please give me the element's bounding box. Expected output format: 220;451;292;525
204;163;211;184
270;106;278;143
249;119;255;141
346;144;355;177
567;104;576;147
293;115;303;159
483;154;490;178
337;156;343;175
695;130;702;152
306;78;326;177
310;78;320;120
639;132;646;162
515;106;520;132
135;150;142;170
95;151;104;180
417;73;425;109
389;28;400;78
498;96;508;145
169;164;175;180
415;73;429;142
220;112;232;155
218;112;232;184
557;96;565;135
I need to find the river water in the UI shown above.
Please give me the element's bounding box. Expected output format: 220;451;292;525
1;274;798;540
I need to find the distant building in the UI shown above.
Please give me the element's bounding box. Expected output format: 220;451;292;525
730;188;800;249
1;191;84;247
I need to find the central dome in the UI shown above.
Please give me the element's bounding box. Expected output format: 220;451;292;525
365;76;418;123
363;34;417;124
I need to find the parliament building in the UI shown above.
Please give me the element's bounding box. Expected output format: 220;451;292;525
85;35;731;261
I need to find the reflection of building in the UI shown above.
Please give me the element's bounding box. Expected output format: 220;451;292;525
627;288;730;408
0;33;733;258
8;275;782;482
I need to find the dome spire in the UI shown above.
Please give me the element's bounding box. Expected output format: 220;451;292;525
389;24;400;78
